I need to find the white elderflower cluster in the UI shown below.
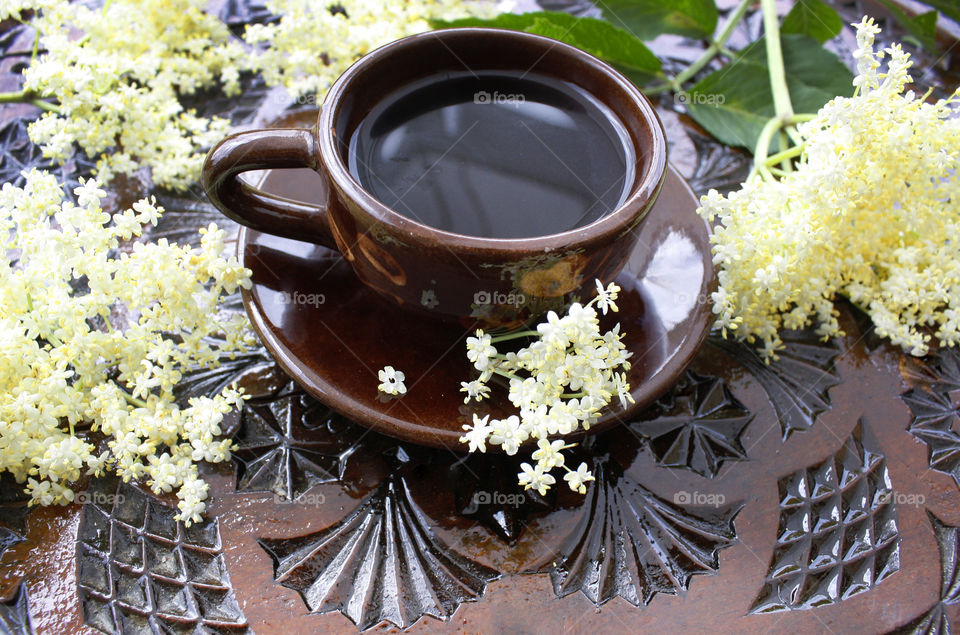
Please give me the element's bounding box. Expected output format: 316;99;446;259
458;281;631;495
243;0;494;99
0;169;254;524
8;0;498;190
20;0;244;190
699;18;960;359
0;0;51;20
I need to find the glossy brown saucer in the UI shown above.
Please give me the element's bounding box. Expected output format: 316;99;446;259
239;164;713;449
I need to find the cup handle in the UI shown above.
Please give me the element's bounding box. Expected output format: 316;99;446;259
201;128;337;249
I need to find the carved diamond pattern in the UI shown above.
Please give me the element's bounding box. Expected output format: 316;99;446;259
75;476;249;634
750;421;900;613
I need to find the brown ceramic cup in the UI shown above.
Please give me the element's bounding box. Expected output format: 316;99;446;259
202;27;666;328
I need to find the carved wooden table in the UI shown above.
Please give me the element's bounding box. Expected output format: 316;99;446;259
1;1;959;633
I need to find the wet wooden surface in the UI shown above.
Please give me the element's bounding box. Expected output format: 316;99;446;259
1;1;959;633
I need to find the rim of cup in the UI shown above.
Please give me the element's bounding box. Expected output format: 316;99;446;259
316;27;667;253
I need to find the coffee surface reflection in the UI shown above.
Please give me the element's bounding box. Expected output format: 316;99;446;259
348;71;634;239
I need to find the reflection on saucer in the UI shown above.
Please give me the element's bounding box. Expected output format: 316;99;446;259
641;232;704;331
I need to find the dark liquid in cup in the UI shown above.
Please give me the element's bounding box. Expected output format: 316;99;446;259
347;71;634;239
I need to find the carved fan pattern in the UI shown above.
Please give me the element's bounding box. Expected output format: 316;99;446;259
0;117;96;194
451;453;555;545
710;330;841;440
260;473;500;630
0;498;30;635
901;349;960;489
232;389;365;500
888;511;960;634
0;584;31;635
629;370;752;477
531;457;741;607
0;1;944;631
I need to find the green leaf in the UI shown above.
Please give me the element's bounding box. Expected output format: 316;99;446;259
781;0;843;44
918;0;960;25
598;0;718;40
877;0;939;54
686;34;853;151
431;12;539;31
432;12;661;79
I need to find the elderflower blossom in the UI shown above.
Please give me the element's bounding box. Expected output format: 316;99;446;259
19;0;245;190
243;0;498;99
377;366;407;395
10;0;497;190
0;0;53;20
563;461;595;494
699;17;960;358
0;169;253;524
460;379;490;403
517;462;555;496
458;281;628;494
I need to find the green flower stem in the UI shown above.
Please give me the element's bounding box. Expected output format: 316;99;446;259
98;310;115;333
492;368;518;382
116;384;148;408
753;116;784;178
752;113;815;179
489;329;539;343
777;130;792;172
765;142;805;167
751;0;814;179
645;0;751;95
0;89;60;113
761;0;793;120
